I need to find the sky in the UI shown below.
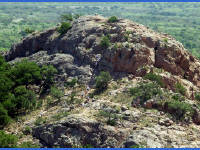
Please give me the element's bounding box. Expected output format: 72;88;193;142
0;0;197;2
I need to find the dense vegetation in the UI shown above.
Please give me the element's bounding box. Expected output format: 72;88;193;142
0;3;200;58
0;130;39;148
0;55;57;128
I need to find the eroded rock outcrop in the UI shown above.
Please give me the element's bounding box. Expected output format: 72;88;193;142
32;115;129;148
4;15;200;148
5;15;200;89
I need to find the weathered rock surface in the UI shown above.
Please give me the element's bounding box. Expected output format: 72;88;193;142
4;15;200;148
32;115;129;148
5;15;200;87
9;51;93;83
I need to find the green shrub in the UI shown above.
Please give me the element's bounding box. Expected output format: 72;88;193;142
14;86;37;113
195;92;200;101
0;105;11;127
40;65;57;92
124;34;129;41
130;144;145;148
95;71;111;92
144;73;164;87
172;93;185;101
50;86;64;101
0;75;14;101
175;82;186;96
64;78;78;88
100;36;110;49
0;130;18;148
34;117;46;126
0;56;56;128
163;38;168;43
74;14;81;19
98;110;118;126
108;16;118;23
107;119;117;126
70;91;76;103
167;100;194;120
2;93;16;116
10;60;42;86
129;82;162;104
57;22;72;35
60;13;73;22
51;111;70;121
82;144;94;148
23;126;32;135
18;142;40;148
25;28;35;34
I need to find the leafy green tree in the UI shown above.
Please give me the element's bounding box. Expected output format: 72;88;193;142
0;75;14;102
10;60;42;87
0;55;10;72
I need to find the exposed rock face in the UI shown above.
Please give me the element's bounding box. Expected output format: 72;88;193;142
5;15;200;87
32;115;129;148
4;16;200;148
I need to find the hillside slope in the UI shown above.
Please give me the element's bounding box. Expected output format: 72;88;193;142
4;15;200;148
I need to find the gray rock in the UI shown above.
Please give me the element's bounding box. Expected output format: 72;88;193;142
32;115;129;148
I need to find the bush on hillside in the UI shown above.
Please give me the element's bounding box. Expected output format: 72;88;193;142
60;13;73;22
41;65;57;92
0;75;14;100
129;82;162;104
100;36;110;49
50;86;64;101
95;71;111;92
18;142;40;148
64;78;78;88
0;130;18;148
10;60;42;87
0;55;57;128
14;86;37;113
166;100;194;120
108;16;118;23
195;92;200;101
175;82;186;96
57;22;72;35
144;73;164;87
0;104;11;127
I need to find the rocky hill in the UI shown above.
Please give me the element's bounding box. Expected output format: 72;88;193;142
4;15;200;148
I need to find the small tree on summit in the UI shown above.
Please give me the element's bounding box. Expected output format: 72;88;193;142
57;22;72;35
108;16;118;23
60;13;73;22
